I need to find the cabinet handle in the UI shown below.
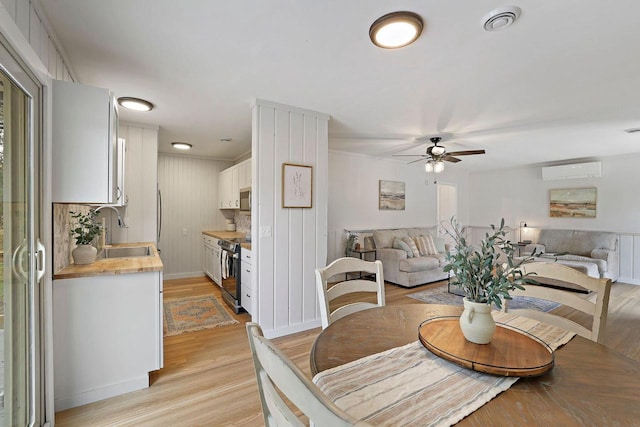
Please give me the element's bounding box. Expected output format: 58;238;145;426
246;269;250;273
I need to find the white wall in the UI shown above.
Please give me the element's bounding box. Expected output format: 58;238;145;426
252;99;329;338
157;154;231;279
327;150;470;262
467;153;640;284
0;0;74;80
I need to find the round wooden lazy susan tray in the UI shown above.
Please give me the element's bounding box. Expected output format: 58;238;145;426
418;316;554;377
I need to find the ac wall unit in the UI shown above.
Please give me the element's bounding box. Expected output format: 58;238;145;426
542;161;602;181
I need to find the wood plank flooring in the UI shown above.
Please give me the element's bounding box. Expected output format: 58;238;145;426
55;276;640;426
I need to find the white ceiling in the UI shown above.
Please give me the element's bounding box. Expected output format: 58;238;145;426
38;0;640;171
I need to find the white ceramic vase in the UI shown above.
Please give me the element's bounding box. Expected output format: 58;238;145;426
72;244;97;265
459;297;496;344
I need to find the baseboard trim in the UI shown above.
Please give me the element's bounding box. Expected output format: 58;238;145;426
263;319;322;339
163;271;206;280
54;375;149;412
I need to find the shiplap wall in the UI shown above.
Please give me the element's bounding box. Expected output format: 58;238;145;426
252;99;329;338
0;0;74;80
157;154;231;279
108;123;159;245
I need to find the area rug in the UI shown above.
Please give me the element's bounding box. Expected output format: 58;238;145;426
407;284;561;312
163;294;238;336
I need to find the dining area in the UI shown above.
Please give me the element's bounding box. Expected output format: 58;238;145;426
247;241;640;427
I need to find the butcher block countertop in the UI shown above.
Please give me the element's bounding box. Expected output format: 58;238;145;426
53;242;163;280
202;230;252;250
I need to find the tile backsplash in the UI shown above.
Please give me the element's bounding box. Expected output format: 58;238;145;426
53;203;93;272
233;211;251;234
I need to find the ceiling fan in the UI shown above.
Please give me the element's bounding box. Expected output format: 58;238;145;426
393;136;486;172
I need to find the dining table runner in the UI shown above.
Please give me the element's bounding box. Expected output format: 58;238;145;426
312;312;576;427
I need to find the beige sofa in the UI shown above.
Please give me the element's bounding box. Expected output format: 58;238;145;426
372;227;449;288
522;229;619;282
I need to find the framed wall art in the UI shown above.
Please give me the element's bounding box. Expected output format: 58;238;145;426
282;163;313;208
549;187;596;218
379;180;405;210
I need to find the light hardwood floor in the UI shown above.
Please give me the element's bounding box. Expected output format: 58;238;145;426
55;276;640;426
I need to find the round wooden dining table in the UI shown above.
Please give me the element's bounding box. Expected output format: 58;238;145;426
310;304;640;426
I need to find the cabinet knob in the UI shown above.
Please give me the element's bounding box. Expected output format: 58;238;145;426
246;269;250;273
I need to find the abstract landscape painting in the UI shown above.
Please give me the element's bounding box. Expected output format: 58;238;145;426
549;187;596;218
379;180;405;210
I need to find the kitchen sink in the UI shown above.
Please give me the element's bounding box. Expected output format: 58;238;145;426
99;245;154;259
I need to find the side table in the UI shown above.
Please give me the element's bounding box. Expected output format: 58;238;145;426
347;248;376;279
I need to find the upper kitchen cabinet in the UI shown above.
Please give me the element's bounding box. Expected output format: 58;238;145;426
238;158;251;190
219;158;251;209
52;80;124;204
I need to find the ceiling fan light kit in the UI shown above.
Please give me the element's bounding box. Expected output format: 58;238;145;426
394;136;486;172
369;11;424;48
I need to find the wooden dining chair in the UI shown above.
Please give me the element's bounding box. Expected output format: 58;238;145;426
504;262;612;343
246;323;370;427
315;257;385;329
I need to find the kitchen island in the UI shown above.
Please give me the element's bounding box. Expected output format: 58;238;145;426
53;242;164;411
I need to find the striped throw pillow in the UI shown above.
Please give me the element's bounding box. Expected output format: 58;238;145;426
415;235;438;256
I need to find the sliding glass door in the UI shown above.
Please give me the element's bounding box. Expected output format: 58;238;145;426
0;36;44;426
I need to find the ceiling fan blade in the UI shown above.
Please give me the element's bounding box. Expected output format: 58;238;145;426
445;149;486;156
443;155;462;163
392;154;427;157
407;158;427;165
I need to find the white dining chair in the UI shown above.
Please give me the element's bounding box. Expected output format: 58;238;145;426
315;257;385;329
246;322;371;427
504;262;612;343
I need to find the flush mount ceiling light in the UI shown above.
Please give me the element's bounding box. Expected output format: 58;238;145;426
117;97;154;111
482;6;521;31
369;11;424;49
171;142;192;150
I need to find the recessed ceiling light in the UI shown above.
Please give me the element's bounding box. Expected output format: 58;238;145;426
117;97;154;112
171;142;192;150
369;11;424;49
482;6;521;31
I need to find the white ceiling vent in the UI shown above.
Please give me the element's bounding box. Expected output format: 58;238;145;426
542;162;602;181
483;6;521;31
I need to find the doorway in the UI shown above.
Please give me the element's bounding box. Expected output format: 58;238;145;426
436;183;457;247
0;36;45;425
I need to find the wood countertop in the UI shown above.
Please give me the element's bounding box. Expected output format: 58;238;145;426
53;242;164;280
202;230;252;251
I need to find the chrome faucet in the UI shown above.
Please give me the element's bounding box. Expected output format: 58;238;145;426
93;205;127;228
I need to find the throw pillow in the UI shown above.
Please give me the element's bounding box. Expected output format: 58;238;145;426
393;238;414;258
432;236;446;253
402;236;420;258
415;235;438;256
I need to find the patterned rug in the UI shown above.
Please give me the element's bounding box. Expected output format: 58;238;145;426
408;284;561;312
163;294;238;336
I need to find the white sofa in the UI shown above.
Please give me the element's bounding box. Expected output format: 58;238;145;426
522;229;619;282
372;227;449;288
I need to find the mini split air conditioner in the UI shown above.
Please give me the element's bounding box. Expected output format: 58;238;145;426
541;161;602;181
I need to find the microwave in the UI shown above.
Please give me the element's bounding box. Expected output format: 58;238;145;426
239;189;251;211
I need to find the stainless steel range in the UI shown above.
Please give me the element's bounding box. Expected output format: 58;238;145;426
218;238;243;313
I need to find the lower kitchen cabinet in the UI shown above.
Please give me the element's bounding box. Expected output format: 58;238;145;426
53;271;163;411
203;234;222;286
241;248;253;315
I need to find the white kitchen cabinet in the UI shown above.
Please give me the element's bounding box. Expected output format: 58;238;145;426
52;80;120;204
202;234;221;286
218;164;240;209
53;271;163;411
238;158;252;190
115;137;127;206
241;248;253;315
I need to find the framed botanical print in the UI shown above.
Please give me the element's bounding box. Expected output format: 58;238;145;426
282;163;313;208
